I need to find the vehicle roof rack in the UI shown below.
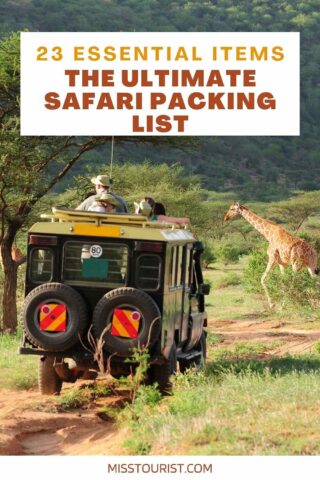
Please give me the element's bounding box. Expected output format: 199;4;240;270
39;207;190;230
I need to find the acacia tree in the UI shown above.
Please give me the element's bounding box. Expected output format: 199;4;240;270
0;33;195;332
269;192;320;232
0;34;115;332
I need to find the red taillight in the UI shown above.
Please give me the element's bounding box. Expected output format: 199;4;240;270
29;235;58;246
134;241;164;253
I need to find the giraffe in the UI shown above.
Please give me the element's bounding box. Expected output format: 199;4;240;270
224;201;319;308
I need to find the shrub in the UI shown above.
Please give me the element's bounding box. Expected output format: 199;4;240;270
201;241;216;268
57;387;92;410
244;247;320;309
216;243;241;265
214;239;251;265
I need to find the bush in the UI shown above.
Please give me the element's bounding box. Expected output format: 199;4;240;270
201;241;216;268
213;238;252;266
244;247;320;309
217;244;239;265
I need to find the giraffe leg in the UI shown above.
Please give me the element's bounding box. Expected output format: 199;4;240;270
279;265;285;275
307;267;317;277
307;250;318;277
261;255;277;308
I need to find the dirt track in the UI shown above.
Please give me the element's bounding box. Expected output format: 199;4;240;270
1;316;320;455
0;387;127;455
209;316;320;357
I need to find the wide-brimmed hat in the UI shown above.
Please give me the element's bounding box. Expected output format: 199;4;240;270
91;175;112;187
134;200;152;217
95;193;121;208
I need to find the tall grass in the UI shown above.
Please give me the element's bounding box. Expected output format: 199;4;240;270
121;356;320;455
0;333;37;390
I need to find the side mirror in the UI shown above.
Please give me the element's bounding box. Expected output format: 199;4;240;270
198;283;211;295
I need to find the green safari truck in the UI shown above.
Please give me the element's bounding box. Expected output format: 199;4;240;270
20;207;210;394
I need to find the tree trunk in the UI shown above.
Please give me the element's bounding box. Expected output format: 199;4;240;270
1;239;18;333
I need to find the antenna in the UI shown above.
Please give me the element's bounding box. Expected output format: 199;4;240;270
109;136;114;190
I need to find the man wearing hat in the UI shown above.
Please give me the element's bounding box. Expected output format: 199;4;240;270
76;174;128;213
88;193;122;213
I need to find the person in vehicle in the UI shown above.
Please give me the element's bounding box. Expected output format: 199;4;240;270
144;196;155;209
88;193;121;213
144;197;166;219
76;175;128;213
134;199;190;225
134;199;153;217
152;202;166;217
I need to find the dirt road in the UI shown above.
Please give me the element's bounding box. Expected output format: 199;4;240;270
209;315;320;357
1;315;320;455
0;386;127;455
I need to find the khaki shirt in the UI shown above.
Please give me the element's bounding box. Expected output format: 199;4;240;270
76;191;128;213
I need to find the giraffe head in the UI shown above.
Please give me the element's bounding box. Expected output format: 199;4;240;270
224;201;242;222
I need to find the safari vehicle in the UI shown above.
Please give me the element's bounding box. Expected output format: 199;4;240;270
20;207;210;394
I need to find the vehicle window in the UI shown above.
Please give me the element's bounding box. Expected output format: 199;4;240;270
188;248;193;286
184;246;192;287
176;246;183;286
174;247;179;286
136;254;161;291
63;241;128;287
170;247;176;287
30;248;53;283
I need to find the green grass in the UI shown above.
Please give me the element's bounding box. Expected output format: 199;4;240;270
215;272;242;289
56;387;93;410
121;355;320;455
209;340;283;362
0;333;38;390
35;381;114;412
205;259;267;322
204;258;320;328
2;247;320;455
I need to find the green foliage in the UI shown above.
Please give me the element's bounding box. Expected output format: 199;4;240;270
120;346;163;427
57;387;92;410
206;332;222;347
269;192;320;232
215;243;242;265
244;247;320;309
0;333;37;390
1;2;320;197
201;241;216;268
121;353;320;455
121;382;162;454
124;347;151;400
70;161;203;217
243;248;268;294
54;382;112;411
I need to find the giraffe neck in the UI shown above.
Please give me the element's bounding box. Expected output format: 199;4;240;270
240;206;275;242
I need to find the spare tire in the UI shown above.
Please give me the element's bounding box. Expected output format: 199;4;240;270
92;287;161;357
22;283;88;351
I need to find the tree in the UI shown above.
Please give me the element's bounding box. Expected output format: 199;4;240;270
68;161;204;218
269;192;320;232
0;34;112;332
0;33;193;332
